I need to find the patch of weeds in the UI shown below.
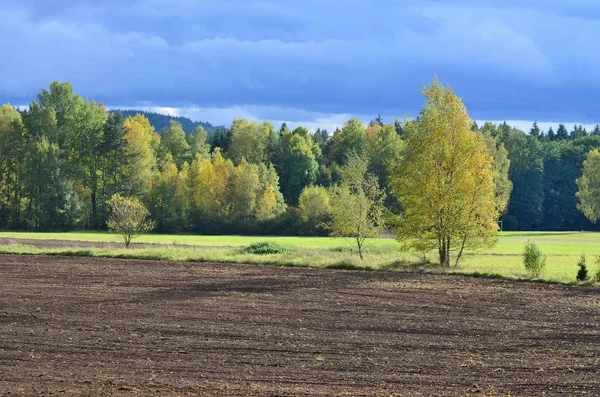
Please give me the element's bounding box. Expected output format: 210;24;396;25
240;242;296;255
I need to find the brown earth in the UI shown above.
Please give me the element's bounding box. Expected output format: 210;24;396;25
0;255;599;396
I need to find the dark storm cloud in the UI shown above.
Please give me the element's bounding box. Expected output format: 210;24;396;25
1;0;600;124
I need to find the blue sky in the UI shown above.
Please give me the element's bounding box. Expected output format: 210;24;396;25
2;0;600;131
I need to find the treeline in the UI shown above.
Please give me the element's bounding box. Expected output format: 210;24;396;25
477;122;600;231
0;81;599;234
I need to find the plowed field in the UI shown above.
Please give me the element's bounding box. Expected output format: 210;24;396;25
1;255;599;396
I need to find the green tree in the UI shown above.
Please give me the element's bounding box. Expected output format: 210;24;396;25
365;123;403;208
330;118;367;165
24;137;82;230
482;133;512;214
330;154;385;260
276;130;318;205
160;121;191;169
227;118;270;164
189;125;210;160
390;79;500;266
0;104;27;228
556;123;569;141
504;131;545;230
576;149;600;223
98;111;125;227
65;96;108;228
107;194;155;247
298;185;332;234
530;122;541;139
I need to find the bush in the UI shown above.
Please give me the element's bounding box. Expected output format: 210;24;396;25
107;194;155;248
241;242;296;255
523;241;546;278
576;253;589;282
594;256;600;283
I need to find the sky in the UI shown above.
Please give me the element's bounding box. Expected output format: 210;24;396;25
2;0;600;132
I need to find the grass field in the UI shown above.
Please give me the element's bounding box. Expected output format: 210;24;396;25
0;231;599;284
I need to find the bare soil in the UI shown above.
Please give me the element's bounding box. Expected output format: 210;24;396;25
1;255;599;396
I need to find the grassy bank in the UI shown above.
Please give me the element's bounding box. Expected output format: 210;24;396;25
0;231;599;284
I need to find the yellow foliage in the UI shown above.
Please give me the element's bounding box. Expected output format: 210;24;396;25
122;114;156;196
390;78;500;266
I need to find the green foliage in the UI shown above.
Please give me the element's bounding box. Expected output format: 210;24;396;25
107;194;155;247
576;253;589;282
227;118;272;165
298;186;332;234
241;242;296;255
523;241;546;278
275;129;319;205
160;121;190;169
329;154;386;260
576;149;600;223
7;79;600;236
330;118;367;165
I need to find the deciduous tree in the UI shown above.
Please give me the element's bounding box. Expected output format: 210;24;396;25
330;154;385;260
576;149;600;223
107;194;154;247
390;79;500;266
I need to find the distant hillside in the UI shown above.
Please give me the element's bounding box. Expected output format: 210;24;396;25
111;109;219;134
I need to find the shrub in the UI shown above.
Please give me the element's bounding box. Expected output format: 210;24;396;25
523;241;546;278
241;242;295;255
107;194;155;248
576;253;589;282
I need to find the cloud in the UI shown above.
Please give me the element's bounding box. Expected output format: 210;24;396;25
1;0;600;124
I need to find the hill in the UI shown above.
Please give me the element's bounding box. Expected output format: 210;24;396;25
111;109;219;134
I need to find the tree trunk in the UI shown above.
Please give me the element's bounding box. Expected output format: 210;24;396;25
357;236;364;260
455;236;467;267
439;236;451;267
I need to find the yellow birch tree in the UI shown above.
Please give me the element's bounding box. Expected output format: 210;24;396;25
389;78;500;266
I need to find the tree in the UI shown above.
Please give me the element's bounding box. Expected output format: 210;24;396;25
227;118;270;164
530;122;541;139
229;159;260;220
160;121;190;169
330;154;385;260
0;104;27;228
98;111;125;227
482;133;512;214
24;137;82;230
189;125;210;160
65;96;108;228
107;194;155;247
330;118;367;165
275;130;318;205
571;125;587;140
504;131;545;230
298;185;332;234
365;123;403;208
576;149;600;223
556;123;569;141
122;114;157;197
390;79;500;266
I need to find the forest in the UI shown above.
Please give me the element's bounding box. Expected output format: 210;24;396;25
1;80;600;236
